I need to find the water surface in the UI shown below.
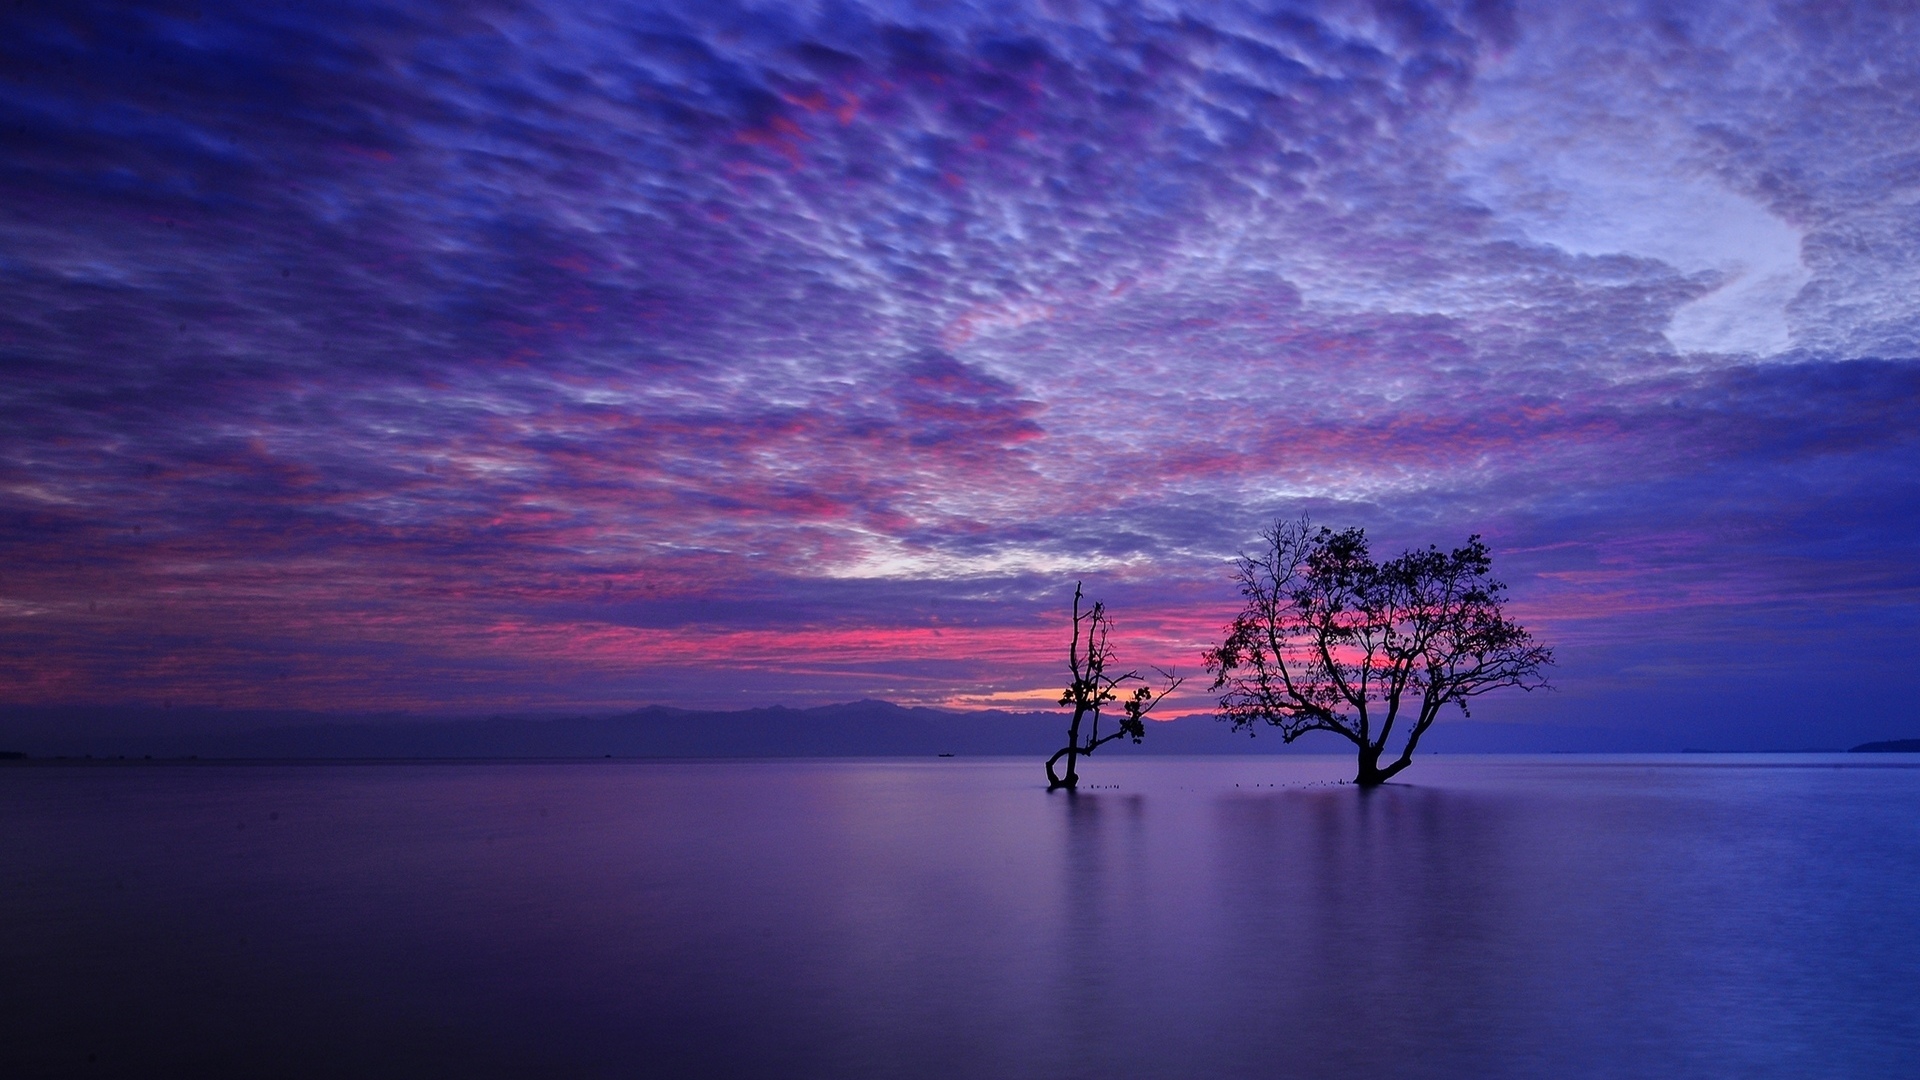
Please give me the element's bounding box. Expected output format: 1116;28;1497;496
3;756;1916;1078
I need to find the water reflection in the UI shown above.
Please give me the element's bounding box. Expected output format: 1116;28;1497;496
1053;790;1154;1078
1;758;1915;1078
1209;786;1535;1078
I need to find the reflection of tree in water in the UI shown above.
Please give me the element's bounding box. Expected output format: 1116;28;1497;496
1048;790;1149;1076
1210;787;1545;1080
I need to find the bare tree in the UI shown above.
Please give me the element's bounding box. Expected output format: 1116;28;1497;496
1046;583;1182;790
1205;518;1553;786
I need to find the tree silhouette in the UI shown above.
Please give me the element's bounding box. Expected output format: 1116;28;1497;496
1205;518;1552;786
1046;583;1182;790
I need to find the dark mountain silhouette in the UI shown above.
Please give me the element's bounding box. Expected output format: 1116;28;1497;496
4;700;1181;759
208;700;1068;758
1850;738;1920;753
1;700;1665;759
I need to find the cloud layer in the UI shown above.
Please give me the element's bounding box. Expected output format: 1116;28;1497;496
3;0;1917;741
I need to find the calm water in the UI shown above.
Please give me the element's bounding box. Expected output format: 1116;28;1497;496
3;756;1917;1079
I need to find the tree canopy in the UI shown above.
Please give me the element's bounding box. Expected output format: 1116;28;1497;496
1205;518;1552;785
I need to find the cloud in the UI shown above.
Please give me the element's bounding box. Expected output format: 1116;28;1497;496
1449;4;1815;356
1;0;1916;735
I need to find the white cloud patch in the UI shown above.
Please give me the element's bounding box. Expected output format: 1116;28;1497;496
1454;111;1809;358
1448;5;1813;359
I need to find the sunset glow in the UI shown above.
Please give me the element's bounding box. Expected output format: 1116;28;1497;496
4;0;1917;745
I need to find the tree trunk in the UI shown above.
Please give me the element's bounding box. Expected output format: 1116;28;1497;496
1354;743;1386;787
1045;746;1077;790
1046;745;1080;790
1048;705;1088;790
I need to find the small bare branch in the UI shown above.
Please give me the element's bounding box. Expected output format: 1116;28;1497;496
1046;583;1182;790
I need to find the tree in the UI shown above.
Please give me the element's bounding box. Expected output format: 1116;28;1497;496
1046;583;1182;790
1204;518;1553;786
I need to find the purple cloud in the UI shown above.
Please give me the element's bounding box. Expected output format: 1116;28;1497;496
2;0;1917;745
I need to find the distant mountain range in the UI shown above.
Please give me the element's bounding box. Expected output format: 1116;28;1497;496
181;700;1095;759
5;700;1256;759
1849;738;1920;753
2;699;1836;759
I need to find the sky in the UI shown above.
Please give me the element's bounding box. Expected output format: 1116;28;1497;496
3;0;1918;747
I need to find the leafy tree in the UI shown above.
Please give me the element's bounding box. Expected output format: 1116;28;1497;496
1046;583;1182;790
1205;518;1552;786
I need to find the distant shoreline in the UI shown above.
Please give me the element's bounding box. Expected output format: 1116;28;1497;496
6;751;1920;769
5;699;1916;761
1850;738;1920;753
